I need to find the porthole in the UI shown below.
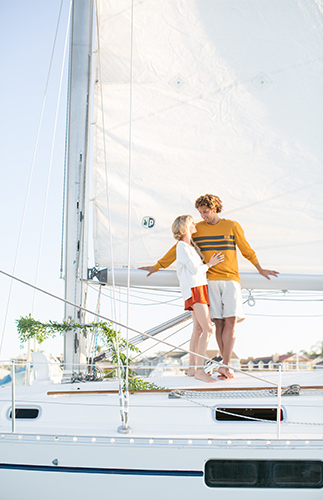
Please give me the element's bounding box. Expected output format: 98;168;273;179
8;407;40;420
205;460;323;488
215;407;283;422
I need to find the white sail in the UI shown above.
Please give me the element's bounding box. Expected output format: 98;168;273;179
92;0;323;282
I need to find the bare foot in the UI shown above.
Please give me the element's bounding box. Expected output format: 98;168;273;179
217;366;234;380
195;369;217;383
187;367;196;377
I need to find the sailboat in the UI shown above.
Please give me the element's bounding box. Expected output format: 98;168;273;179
1;0;323;498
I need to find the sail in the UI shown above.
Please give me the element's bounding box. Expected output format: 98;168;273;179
92;0;323;281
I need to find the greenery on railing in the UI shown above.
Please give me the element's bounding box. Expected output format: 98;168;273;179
16;315;163;391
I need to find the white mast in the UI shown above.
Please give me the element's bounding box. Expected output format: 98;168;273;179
64;0;93;378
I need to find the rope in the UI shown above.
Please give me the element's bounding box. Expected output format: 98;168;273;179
0;267;282;388
0;0;65;358
175;392;323;426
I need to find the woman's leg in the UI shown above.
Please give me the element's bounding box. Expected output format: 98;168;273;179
187;313;202;376
191;303;216;383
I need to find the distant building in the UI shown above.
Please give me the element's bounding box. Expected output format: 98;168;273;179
312;356;323;370
172;349;240;368
240;353;311;371
135;349;240;376
205;349;240;368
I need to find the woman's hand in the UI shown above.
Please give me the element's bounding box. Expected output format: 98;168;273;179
208;252;225;268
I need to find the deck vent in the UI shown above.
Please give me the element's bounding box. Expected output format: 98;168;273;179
205;460;323;488
9;408;40;419
215;407;283;422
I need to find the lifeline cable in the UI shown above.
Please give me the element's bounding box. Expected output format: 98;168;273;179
0;267;279;388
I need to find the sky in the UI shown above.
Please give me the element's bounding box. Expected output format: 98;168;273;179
0;0;322;364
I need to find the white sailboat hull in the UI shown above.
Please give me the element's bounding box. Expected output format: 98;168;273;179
1;371;323;498
1;438;323;499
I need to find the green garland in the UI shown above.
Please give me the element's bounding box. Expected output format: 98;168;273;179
16;315;163;391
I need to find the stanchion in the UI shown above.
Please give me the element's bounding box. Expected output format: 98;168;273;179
276;363;282;439
11;360;16;433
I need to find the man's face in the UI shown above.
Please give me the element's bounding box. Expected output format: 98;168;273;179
198;205;218;224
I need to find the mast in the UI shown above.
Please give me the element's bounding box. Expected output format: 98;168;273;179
64;0;93;379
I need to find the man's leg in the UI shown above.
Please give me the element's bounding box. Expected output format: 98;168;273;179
214;316;237;379
214;318;224;355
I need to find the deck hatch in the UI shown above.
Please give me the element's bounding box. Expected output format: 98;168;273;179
205;460;323;488
215;407;283;421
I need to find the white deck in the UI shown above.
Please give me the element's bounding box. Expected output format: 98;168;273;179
1;370;323;499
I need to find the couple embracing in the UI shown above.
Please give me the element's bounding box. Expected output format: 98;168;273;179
141;194;278;383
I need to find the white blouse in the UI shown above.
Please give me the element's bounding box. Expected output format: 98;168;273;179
176;241;209;301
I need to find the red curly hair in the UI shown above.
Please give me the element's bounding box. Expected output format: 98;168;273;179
195;194;223;213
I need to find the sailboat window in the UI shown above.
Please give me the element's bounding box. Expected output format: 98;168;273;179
205;460;323;488
8;407;40;419
215;407;283;422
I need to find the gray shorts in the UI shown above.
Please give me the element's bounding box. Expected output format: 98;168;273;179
208;280;245;322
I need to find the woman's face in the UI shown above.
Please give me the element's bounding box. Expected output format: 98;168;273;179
188;220;197;235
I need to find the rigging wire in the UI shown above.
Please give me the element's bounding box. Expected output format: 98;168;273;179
94;0;126;428
87;283;182;306
60;2;73;280
88;284;322;317
0;0;65;358
123;0;135;429
132;320;193;360
0;267;279;388
94;1;117;322
31;0;72;318
88;282;322;304
245;313;323;318
89;285;102;363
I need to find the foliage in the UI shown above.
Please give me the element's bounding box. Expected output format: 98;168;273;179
311;340;323;358
301;340;323;359
16;315;74;345
16;316;163;391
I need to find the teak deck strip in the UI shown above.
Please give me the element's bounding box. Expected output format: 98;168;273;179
47;386;323;396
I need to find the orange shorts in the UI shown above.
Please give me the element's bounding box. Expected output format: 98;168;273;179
184;285;210;311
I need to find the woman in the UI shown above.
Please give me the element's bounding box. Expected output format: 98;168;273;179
172;215;224;383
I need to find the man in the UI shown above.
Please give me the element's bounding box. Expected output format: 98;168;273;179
140;194;279;379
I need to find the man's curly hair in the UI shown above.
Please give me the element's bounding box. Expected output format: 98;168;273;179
195;194;223;213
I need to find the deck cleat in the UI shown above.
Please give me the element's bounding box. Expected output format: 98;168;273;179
204;356;223;373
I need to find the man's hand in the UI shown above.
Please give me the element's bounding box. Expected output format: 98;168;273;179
138;266;157;277
255;264;279;280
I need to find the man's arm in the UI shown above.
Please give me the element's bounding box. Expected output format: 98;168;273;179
254;263;279;280
234;222;279;280
139;244;177;277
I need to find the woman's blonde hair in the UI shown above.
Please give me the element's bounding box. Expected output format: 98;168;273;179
172;215;192;241
172;215;204;261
